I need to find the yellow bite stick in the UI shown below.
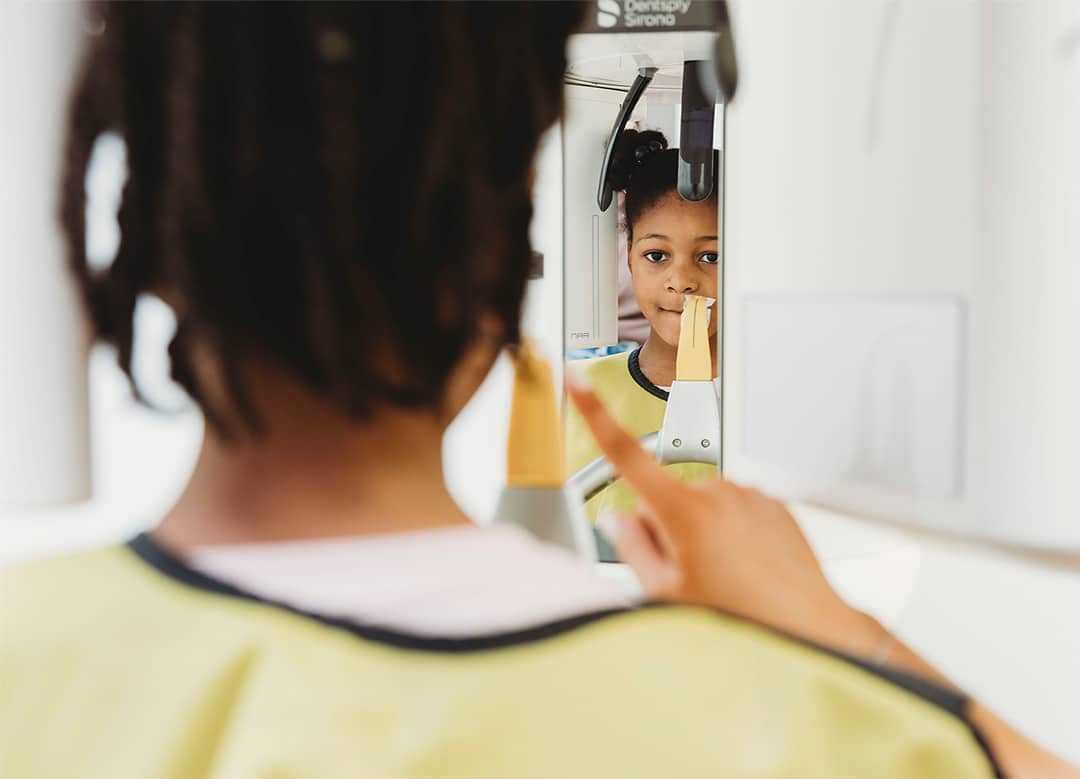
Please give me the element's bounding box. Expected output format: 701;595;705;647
675;295;714;381
497;341;595;558
506;339;564;488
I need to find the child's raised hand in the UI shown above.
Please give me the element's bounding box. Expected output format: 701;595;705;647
565;376;879;654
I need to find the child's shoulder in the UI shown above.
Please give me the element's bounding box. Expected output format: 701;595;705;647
1;543;121;590
0;545;140;643
566;349;664;416
568;349;632;384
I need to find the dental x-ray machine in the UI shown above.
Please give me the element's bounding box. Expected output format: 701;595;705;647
502;0;1080;560
497;1;736;558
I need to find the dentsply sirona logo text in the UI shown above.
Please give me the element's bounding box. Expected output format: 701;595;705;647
597;0;694;29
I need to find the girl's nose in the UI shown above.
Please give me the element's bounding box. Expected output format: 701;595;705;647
666;263;699;295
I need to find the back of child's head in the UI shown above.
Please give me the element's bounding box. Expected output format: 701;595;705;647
62;1;585;434
608;128;719;238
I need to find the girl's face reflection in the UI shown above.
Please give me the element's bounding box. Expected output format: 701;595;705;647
628;193;719;350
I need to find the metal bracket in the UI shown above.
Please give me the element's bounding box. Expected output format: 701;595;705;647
657;380;721;466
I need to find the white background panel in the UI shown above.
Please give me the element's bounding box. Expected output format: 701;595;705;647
742;297;963;499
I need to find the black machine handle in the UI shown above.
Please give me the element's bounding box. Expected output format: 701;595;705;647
678;59;720;202
596;56;723;210
596;67;657;212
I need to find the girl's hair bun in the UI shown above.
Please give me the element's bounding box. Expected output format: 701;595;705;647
608;128;668;192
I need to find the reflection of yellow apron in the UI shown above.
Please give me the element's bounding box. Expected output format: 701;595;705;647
565;350;716;522
0;541;997;777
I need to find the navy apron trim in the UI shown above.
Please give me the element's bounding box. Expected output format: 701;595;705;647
126;532;1002;776
627;347;669;401
127;532;628;652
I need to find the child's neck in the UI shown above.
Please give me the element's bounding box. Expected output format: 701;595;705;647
637;333;719;389
638;336;677;388
154;371;473;553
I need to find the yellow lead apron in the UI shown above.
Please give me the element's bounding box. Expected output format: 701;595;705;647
0;539;997;778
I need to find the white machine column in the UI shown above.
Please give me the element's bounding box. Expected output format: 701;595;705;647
723;0;1080;550
0;2;91;508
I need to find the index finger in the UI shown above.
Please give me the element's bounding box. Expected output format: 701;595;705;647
565;374;685;515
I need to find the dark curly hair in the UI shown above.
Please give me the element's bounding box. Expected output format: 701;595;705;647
61;1;585;435
608;128;719;238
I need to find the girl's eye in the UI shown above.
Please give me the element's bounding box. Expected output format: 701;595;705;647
644;251;667;263
700;252;719;265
